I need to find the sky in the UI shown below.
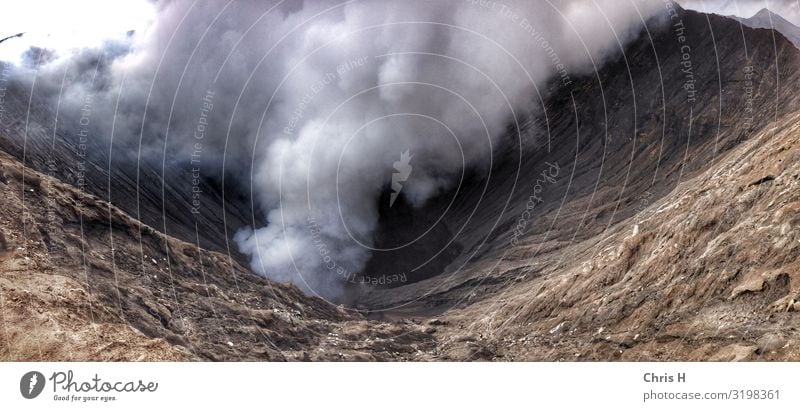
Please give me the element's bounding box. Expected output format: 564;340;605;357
678;0;800;25
1;1;798;64
0;0;155;63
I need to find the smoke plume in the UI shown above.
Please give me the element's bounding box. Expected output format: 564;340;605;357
4;0;664;299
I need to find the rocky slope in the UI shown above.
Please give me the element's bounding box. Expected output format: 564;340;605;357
435;112;800;361
357;6;800;308
0;81;258;262
0;148;436;360
1;6;799;361
732;8;800;48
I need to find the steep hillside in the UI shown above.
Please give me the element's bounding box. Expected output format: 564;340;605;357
732;8;800;48
437;111;800;360
357;7;800;309
0;82;258;263
0;148;435;360
1;6;799;361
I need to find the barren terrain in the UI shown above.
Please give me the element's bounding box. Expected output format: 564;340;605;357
1;5;799;361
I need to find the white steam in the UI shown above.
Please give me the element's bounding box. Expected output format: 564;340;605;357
230;0;662;298
3;0;663;299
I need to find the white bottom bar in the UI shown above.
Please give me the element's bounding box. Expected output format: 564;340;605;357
1;362;795;410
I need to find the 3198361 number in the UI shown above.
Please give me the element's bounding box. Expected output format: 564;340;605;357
730;389;780;400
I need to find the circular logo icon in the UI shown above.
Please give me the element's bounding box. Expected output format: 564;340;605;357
20;371;45;399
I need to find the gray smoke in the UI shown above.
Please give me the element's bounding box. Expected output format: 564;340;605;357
226;0;663;299
5;0;664;299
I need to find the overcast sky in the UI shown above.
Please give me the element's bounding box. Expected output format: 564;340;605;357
678;0;800;25
1;1;797;64
0;0;155;63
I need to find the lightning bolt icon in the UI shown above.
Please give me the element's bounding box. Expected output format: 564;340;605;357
28;374;37;395
390;150;413;207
